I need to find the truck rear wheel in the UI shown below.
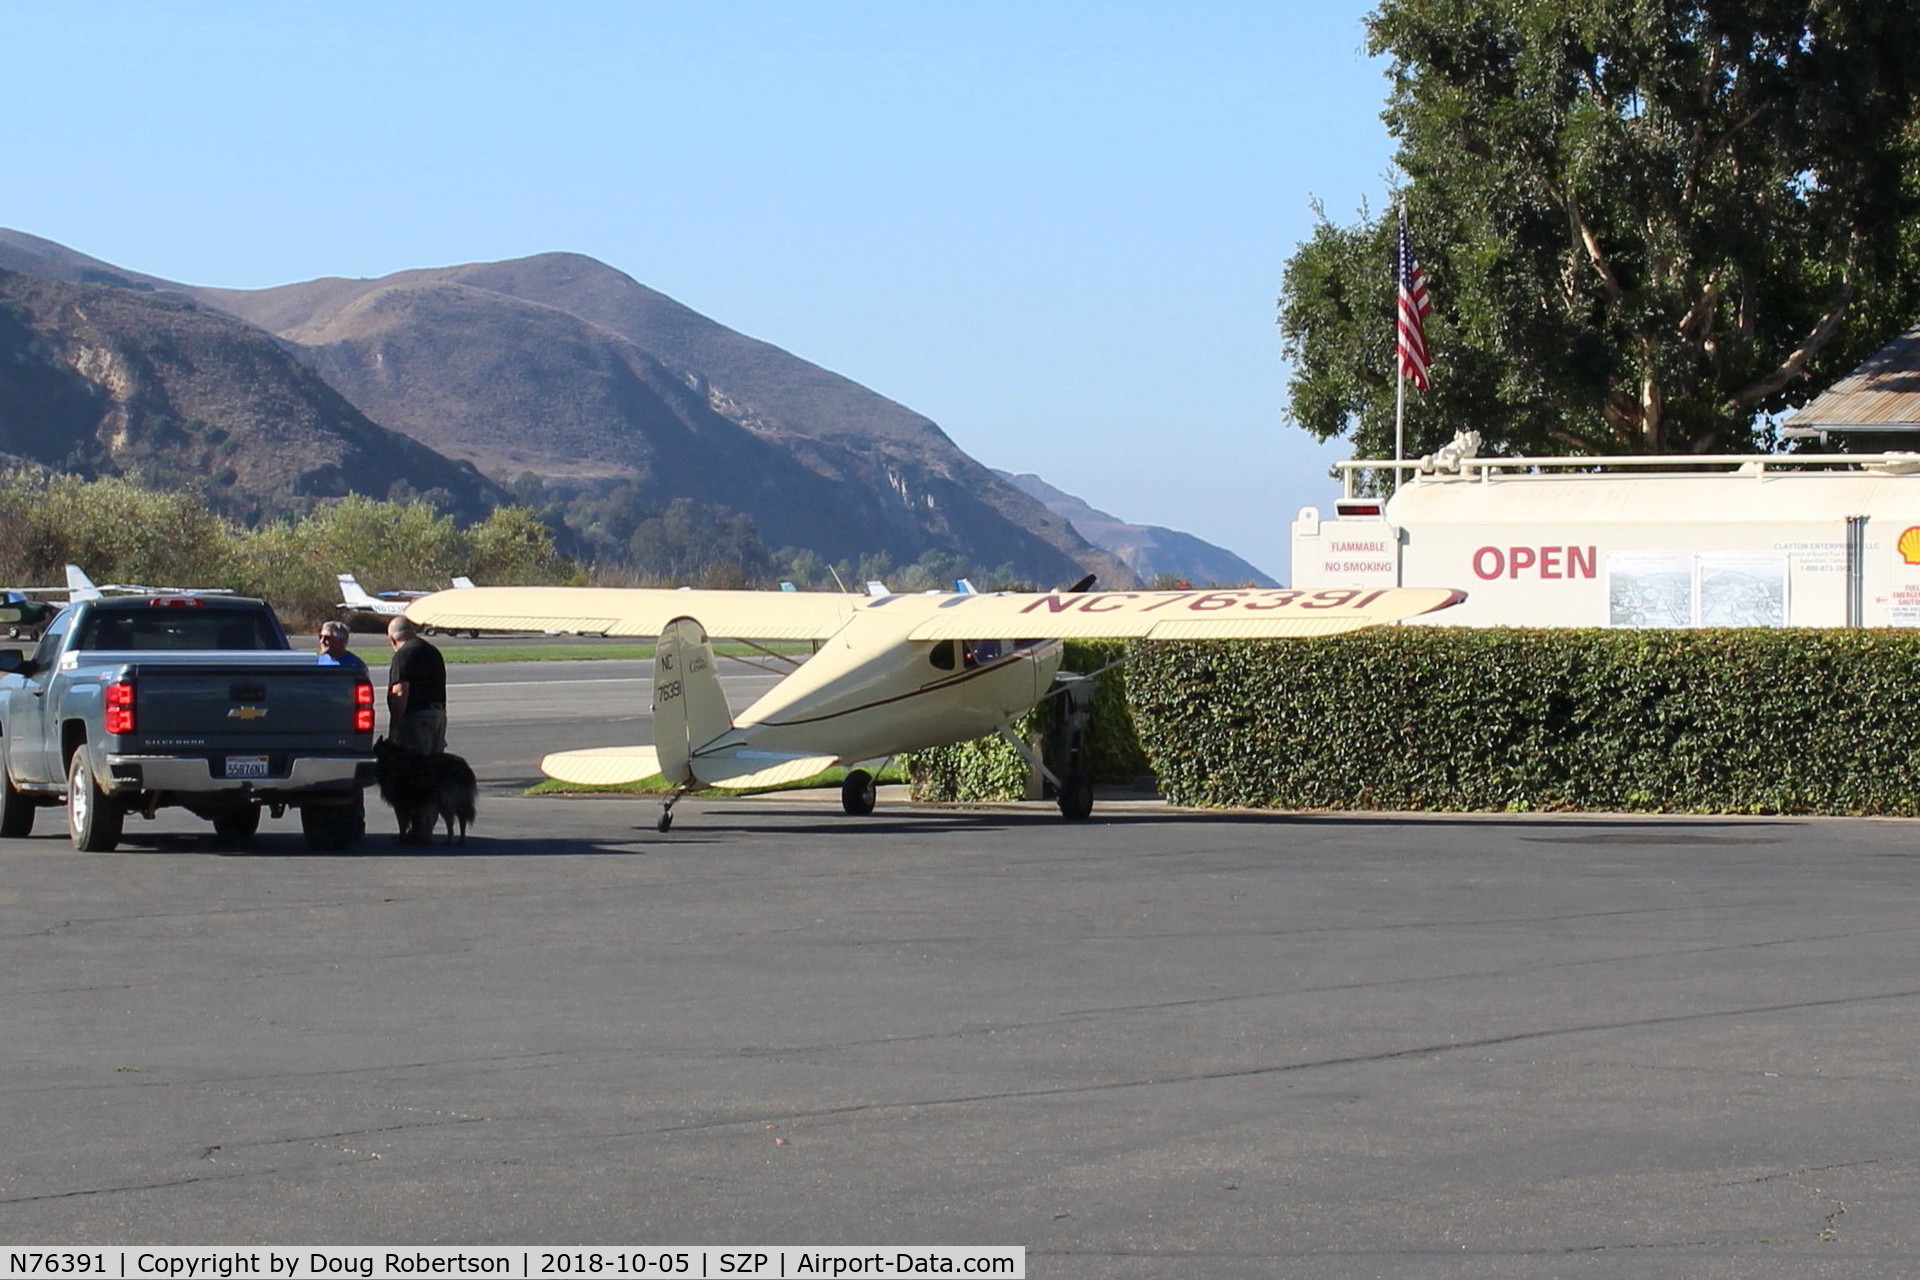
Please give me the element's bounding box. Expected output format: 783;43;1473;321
2;763;35;838
67;753;124;852
300;802;358;852
212;807;262;842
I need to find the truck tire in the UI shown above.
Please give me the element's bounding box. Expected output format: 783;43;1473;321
1;761;35;838
212;807;262;842
300;802;358;852
67;753;124;852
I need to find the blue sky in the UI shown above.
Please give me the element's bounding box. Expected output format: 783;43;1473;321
5;1;1400;581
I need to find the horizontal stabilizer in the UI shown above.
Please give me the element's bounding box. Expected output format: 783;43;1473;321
542;745;663;786
690;749;838;790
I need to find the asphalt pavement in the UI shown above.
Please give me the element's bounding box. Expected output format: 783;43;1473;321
4;660;1920;1275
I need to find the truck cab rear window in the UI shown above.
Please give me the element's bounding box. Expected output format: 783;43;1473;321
78;612;279;651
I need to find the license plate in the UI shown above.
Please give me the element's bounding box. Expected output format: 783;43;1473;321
225;755;270;779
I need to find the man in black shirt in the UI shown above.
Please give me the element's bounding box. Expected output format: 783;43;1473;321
386;617;448;754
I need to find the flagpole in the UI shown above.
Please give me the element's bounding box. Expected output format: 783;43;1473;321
1393;343;1405;497
1393;202;1405;497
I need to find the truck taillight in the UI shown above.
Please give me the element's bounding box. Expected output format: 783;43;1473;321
105;680;136;735
354;680;375;732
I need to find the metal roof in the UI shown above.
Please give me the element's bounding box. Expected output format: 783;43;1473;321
1782;322;1920;435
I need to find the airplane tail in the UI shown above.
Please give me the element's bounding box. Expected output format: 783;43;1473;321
653;616;734;786
451;576;476;590
65;564;101;602
542;613;833;792
337;573;380;608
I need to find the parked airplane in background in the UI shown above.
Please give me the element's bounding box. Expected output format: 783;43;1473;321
62;565;236;602
5;566;237;638
339;573;482;633
1;574;74;639
407;580;1466;829
335;573;426;619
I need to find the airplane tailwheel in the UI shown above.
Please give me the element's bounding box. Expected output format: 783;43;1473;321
841;769;877;816
1057;771;1094;821
657;810;674;833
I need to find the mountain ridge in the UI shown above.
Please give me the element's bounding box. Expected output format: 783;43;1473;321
0;228;1267;587
0;266;507;521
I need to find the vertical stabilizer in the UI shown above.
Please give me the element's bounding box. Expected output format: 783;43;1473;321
65;565;102;602
337;573;378;607
652;616;733;785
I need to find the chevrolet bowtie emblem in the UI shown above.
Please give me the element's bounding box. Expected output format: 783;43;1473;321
227;706;268;720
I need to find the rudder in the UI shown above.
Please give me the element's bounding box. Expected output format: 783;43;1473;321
653;616;732;786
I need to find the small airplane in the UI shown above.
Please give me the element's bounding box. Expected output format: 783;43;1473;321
339;573;484;634
64;564;236;602
336;573;429;619
407;580;1466;828
0;575;76;639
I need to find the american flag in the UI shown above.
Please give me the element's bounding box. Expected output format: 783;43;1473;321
1396;208;1432;391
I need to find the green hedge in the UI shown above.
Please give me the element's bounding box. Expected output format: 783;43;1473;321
1128;628;1920;815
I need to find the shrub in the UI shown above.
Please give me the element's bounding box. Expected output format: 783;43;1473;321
1128;628;1920;815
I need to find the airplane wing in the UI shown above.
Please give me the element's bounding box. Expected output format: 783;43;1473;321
899;586;1466;640
408;585;860;641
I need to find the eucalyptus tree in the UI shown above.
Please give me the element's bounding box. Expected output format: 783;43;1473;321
1280;0;1920;463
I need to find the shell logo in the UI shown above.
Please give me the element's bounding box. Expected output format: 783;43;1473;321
1902;527;1920;565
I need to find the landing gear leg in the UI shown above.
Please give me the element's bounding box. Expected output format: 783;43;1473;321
998;725;1095;821
998;670;1101;822
1051;673;1098;821
657;784;690;833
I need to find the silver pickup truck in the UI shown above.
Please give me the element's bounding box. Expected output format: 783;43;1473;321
0;595;375;850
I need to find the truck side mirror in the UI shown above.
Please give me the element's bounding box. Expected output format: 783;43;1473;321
0;648;29;675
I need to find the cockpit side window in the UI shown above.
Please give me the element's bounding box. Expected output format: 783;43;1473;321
962;639;1003;668
928;640;957;671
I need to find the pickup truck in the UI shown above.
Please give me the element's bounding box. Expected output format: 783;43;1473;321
0;594;376;851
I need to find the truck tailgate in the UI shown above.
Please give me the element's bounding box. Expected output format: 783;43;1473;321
122;659;369;750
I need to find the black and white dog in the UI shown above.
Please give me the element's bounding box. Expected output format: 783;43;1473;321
374;736;477;845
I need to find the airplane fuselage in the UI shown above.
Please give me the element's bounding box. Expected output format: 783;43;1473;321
725;610;1064;764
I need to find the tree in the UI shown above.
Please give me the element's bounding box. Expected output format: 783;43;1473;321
1280;0;1920;464
466;505;564;584
627;499;771;586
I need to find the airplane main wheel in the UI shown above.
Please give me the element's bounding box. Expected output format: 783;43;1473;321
841;769;877;816
1057;771;1094;821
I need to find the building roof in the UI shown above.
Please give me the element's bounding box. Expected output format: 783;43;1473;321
1782;322;1920;436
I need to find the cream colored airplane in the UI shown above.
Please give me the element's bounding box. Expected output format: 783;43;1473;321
406;582;1465;828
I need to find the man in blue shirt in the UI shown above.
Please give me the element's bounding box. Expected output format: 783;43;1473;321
316;620;367;669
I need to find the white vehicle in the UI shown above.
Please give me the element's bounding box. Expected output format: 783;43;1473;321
1293;444;1920;627
408;580;1465;828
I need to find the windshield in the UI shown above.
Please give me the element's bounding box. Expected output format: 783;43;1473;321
76;609;282;651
